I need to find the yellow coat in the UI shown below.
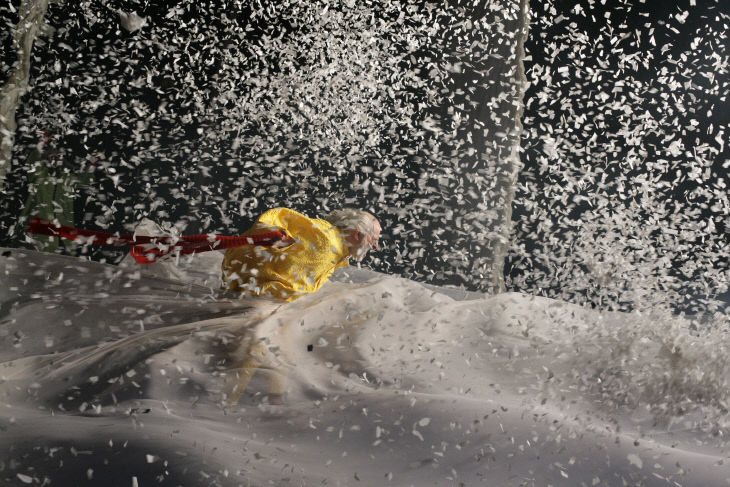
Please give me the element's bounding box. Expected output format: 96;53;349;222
221;208;350;301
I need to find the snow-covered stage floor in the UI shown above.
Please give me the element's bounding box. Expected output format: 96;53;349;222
1;249;728;486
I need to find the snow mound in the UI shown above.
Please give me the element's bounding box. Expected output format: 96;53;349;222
1;248;728;486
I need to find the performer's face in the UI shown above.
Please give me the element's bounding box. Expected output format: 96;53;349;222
351;218;381;262
367;219;381;250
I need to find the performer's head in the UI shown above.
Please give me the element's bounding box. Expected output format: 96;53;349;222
325;208;381;262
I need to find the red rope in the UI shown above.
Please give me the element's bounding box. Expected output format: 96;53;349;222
26;217;285;264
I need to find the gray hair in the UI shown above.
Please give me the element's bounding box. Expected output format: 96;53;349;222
324;208;376;235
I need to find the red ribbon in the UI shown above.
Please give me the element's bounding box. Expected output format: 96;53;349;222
26;217;285;264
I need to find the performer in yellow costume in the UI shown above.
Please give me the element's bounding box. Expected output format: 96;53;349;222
221;207;381;406
223;208;349;301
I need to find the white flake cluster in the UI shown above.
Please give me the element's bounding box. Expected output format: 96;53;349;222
1;1;727;318
3;0;527;292
510;0;729;319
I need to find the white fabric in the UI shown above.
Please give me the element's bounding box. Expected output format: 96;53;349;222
1;248;728;485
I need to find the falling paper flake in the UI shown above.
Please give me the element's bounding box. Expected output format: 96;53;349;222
627;453;643;469
118;11;146;32
17;474;33;484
